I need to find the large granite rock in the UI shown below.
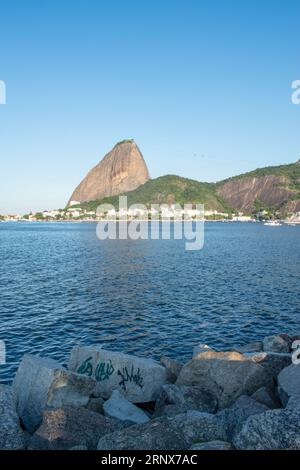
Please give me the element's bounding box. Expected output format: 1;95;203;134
278;363;300;406
97;410;226;450
190;440;233;450
103;390;150;424
160;356;183;383
176;351;273;409
69;347;167;403
263;334;292;353
68;140;150;205
28;406;124;450
13;354;96;433
234;341;263;354
154;384;218;417
217;174;298;214
0;385;25;449
251;386;281;409
233;398;300;449
86;397;104;414
217;395;269;442
246;352;291;378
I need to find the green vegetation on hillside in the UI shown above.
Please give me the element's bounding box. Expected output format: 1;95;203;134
70;175;230;212
115;139;135;146
68;161;300;214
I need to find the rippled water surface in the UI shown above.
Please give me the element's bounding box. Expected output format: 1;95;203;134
0;221;299;381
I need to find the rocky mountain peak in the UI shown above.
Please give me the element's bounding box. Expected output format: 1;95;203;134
68;140;150;205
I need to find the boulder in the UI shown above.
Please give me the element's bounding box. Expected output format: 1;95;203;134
251;386;281;409
160;356;183;383
28;406;124;450
154;384;218;417
68;140;150;205
86;397;104;414
278;363;300;406
0;385;25;449
69;347;167;403
176;351;273;409
263;334;292;353
193;344;213;358
233;398;300;449
103;390;150;424
97;410;226;450
234;341;263;354
190;440;233;450
13;354;96;433
217;395;269;441
246;352;291;379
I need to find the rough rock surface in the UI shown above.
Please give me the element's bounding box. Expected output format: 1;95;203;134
97;411;226;450
251;386;281;409
13;354;96;433
233;398;300;450
28;406;124;450
217;175;295;213
69;347;167;403
263;334;292;353
246;352;291;378
103;390;150;424
154;384;218;417
217;395;269;441
0;385;25;449
176;351;273;409
234;342;263;354
68;140;150;204
278;363;300;405
190;440;233;450
86;397;104;414
160;356;183;383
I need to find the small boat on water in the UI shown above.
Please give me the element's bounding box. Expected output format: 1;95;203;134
264;221;283;227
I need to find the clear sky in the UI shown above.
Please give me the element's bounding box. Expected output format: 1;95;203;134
0;0;299;214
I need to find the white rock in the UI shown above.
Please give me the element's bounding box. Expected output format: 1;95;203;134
103;390;150;424
13;354;96;433
69;347;167;403
193;344;213;358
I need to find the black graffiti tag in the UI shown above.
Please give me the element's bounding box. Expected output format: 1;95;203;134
118;365;144;391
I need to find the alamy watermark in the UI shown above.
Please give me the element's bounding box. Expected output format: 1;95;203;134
96;196;204;251
291;80;300;105
0;80;6;105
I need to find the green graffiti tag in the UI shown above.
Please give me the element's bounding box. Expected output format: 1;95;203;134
77;356;93;376
77;357;115;382
95;360;115;382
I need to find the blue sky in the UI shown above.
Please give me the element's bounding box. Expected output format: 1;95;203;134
0;0;299;214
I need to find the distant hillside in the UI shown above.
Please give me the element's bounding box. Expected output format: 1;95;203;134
73;175;229;212
217;161;300;213
68;149;300;214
